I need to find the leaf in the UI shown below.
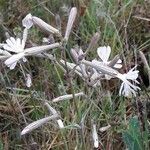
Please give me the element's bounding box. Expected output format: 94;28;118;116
122;116;143;150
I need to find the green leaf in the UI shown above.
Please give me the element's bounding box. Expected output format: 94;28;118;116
122;116;143;150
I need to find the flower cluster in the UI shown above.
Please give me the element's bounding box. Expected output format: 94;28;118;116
0;7;140;96
63;45;140;97
0;7;141;143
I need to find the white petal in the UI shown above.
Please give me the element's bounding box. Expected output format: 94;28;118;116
114;63;122;69
92;124;99;148
9;62;17;70
6;38;14;47
22;13;33;29
105;74;112;80
123;83;131;97
4;52;25;69
16;38;21;47
57;119;64;128
10;37;16;45
4;37;24;53
119;82;124;96
117;59;122;63
22;28;28;48
126;70;139;80
3;45;15;52
1;50;11;56
97;46;111;62
26;74;32;87
78;48;84;55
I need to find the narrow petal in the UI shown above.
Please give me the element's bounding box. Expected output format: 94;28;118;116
92;124;99;148
117;59;122;63
3;45;15;52
119;82;124;96
26;74;32;87
4;52;25;69
9;62;17;70
6;38;13;47
57;119;64;128
16;38;21;47
10;37;16;45
22;28;28;48
114;63;122;69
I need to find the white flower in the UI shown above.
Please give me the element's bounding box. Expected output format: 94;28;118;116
117;66;140;97
25;74;32;87
3;37;24;53
92;124;99;148
92;46;122;80
96;46;122;69
3;28;28;69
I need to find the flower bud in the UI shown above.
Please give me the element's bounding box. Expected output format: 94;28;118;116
64;7;77;42
70;48;79;63
32;16;61;36
85;32;100;54
21;114;59;135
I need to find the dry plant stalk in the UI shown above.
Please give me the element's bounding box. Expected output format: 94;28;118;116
139;51;150;85
52;92;84;102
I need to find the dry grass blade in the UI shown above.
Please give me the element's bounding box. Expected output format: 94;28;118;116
52;92;84;102
139;51;150;86
133;16;150;22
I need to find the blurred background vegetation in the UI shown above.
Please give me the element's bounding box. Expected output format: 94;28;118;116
0;0;150;149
